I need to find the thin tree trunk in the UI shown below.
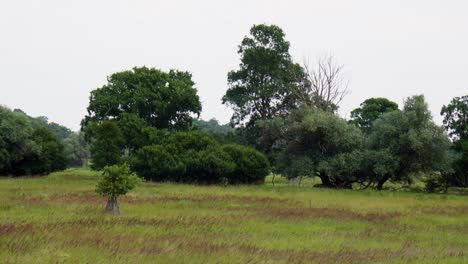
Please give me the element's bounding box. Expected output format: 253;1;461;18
272;173;276;187
299;175;304;186
105;197;120;215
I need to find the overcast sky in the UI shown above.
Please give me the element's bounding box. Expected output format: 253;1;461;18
1;0;467;130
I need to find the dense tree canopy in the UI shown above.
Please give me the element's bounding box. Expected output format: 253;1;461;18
222;24;304;127
89;120;125;170
0;106;35;174
350;97;399;133
367;95;451;189
131;131;270;184
441;95;467;141
441;95;468;187
273;107;364;188
1;106;68;176
82;67;202;134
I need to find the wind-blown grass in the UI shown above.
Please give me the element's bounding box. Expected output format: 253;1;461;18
1;169;467;263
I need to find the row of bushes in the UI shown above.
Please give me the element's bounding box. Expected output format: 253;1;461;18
130;131;270;184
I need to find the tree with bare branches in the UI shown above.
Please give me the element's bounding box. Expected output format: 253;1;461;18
295;55;349;112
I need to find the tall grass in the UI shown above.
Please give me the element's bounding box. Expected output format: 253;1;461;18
0;169;467;263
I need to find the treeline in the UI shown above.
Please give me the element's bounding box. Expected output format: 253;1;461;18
0;107;89;175
79;24;467;190
2;24;466;190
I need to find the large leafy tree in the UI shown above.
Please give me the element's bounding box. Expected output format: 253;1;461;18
274;107;364;188
222;24;304;128
368;95;451;189
350;97;399;133
82;67;202;134
441;95;468;187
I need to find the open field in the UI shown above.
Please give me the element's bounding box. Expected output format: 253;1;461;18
1;169;467;263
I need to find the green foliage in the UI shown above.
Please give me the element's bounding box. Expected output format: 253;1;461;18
0;106;35;174
63;132;89;167
96;164;140;199
0;106;67;176
423;173;449;193
131;131;270;185
368;95;452;188
131;145;185;182
274;107;364;188
192;118;234;135
90;120;125;170
82;67;202;134
14;109;73;140
441;95;467;140
221;144;270;184
441;95;468;187
350;97;399;133
14;127;67;175
223;24;304;128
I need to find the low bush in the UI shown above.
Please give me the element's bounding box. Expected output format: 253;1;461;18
130;131;270;185
222;144;270;184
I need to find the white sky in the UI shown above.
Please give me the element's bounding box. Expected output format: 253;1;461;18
1;0;467;130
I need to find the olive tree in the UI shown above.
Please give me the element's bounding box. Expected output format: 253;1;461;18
96;164;140;215
274;107;365;188
368;95;452;189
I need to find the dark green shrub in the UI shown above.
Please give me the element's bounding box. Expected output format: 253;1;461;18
13;127;67;175
131;145;185;181
222;144;270;184
423;173;449;193
90;120;125;170
182;148;235;184
166;130;219;152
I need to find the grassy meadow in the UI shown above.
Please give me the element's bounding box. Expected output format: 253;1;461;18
1;169;467;263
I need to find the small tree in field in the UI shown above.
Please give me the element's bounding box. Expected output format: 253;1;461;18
96;164;140;215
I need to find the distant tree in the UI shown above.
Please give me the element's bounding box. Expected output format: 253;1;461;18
192;118;234;135
63;132;89;167
368;95;452;189
82;67;202;137
222;24;305;128
13;109;73;140
441;95;468;187
441;95;467;141
295;55;348;112
0;106;35;174
96;164;140;215
90;120;125;170
350;98;399;133
22;127;67;174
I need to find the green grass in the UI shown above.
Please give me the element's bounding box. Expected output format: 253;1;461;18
1;169;467;263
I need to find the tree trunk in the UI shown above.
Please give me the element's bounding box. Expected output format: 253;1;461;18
272;173;276;187
105;197;120;215
376;175;390;190
318;173;334;188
